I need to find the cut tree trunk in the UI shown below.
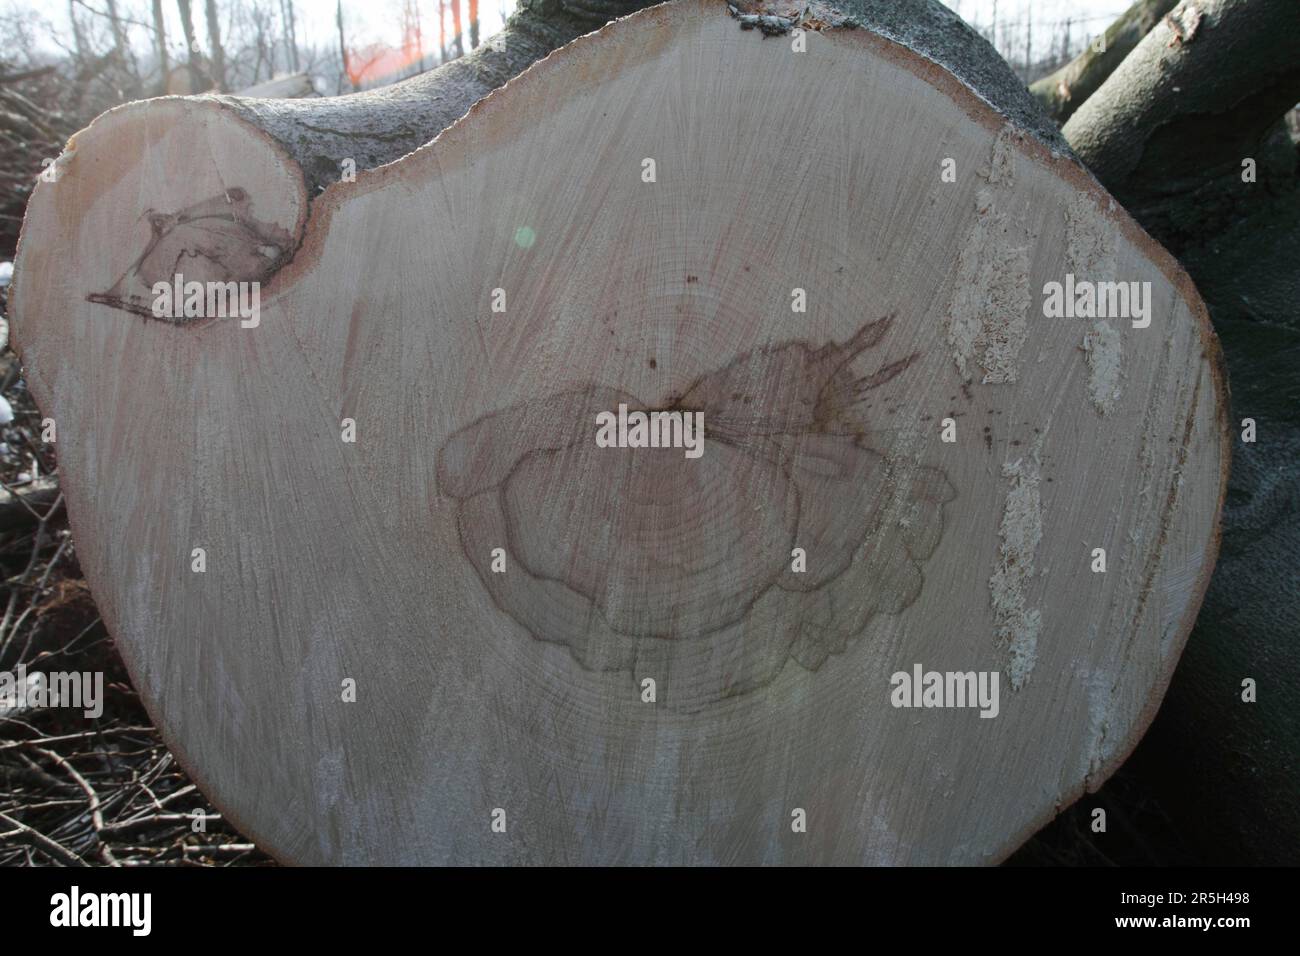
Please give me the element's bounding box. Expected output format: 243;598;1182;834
10;0;1228;865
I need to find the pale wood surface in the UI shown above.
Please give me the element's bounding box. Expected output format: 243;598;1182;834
13;1;1227;864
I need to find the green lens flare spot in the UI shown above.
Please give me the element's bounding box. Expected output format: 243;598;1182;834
514;226;536;249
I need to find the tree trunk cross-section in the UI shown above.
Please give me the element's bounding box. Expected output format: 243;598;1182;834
11;0;1227;864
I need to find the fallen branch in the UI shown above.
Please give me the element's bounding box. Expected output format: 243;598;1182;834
0;807;87;865
0;477;62;533
1029;0;1179;124
1063;0;1300;248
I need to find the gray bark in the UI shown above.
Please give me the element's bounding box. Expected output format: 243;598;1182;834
1062;0;1300;250
823;0;1069;153
1029;0;1178;125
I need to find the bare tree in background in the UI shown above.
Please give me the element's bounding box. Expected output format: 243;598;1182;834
176;0;210;92
104;0;142;95
280;0;300;72
438;0;447;62
250;1;276;83
469;0;479;50
151;0;169;94
67;1;87;62
336;0;357;92
451;0;463;59
204;0;228;91
401;0;424;63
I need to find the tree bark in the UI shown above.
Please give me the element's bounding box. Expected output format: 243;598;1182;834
1062;0;1300;250
1029;0;1178;125
10;0;1228;865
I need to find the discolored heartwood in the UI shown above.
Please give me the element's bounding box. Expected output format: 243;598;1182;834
12;0;1227;864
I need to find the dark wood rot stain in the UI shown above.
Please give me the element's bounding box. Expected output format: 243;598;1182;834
435;315;955;710
86;188;294;323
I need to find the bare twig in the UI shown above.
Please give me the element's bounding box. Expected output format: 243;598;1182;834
0;808;87;865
